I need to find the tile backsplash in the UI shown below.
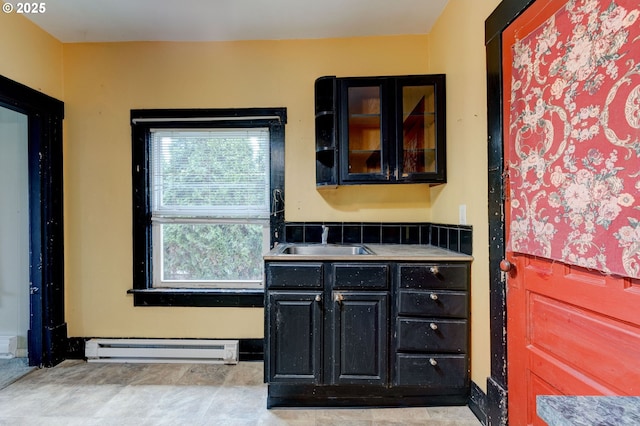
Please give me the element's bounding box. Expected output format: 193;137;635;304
283;222;472;255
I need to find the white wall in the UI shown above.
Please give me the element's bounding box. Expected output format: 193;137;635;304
0;106;29;355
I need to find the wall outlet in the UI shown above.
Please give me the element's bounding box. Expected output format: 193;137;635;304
459;204;467;225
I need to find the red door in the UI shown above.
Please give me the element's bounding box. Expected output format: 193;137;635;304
503;1;640;424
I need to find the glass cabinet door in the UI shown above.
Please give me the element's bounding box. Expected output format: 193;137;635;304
396;75;446;183
400;85;435;175
326;75;446;185
340;80;389;182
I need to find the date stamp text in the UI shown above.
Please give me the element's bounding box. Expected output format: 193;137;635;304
3;3;47;14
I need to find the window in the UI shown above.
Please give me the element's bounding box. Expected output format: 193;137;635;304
151;128;270;289
130;108;286;307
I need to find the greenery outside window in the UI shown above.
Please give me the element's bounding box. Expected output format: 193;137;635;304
151;128;270;289
130;108;286;307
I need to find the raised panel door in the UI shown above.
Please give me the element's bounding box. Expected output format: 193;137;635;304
329;291;389;385
267;291;323;384
502;1;640;424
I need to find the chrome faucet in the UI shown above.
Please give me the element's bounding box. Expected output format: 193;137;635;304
321;225;329;245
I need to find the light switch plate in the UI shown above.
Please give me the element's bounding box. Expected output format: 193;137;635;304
459;205;467;225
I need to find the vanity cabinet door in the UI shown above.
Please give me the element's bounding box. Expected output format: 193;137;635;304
266;291;323;384
329;291;389;385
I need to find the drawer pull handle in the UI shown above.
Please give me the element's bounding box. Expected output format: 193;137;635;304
315;295;322;302
430;293;439;300
430;322;438;330
430;266;444;280
429;358;438;366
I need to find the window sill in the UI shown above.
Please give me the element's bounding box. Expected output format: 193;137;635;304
127;288;264;307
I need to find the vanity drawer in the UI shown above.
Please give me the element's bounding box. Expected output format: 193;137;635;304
332;264;389;290
266;263;323;289
396;318;467;353
398;290;468;318
394;354;468;388
398;264;468;290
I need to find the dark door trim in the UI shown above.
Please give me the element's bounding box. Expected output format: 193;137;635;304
0;74;66;367
485;1;536;424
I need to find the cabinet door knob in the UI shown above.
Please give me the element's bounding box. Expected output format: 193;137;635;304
429;358;438;366
430;322;438;330
429;293;439;301
315;294;322;302
429;266;439;275
334;293;344;304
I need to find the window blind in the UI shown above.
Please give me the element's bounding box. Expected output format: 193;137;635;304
150;128;270;218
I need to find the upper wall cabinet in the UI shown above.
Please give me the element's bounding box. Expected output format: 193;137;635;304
315;74;446;187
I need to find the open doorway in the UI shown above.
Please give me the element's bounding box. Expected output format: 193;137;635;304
0;74;66;368
0;106;34;387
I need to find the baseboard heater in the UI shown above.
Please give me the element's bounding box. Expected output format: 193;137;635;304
0;336;18;359
85;339;238;364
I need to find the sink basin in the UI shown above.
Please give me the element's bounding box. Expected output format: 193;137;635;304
278;244;373;256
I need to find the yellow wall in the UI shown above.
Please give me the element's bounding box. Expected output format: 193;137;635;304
427;0;502;391
2;0;502;393
62;36;431;338
0;2;63;99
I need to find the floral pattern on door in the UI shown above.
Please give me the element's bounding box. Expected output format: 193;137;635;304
507;0;640;278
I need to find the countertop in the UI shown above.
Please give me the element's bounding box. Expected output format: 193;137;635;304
263;243;473;262
537;396;640;426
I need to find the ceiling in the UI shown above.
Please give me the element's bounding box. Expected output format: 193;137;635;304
23;0;449;43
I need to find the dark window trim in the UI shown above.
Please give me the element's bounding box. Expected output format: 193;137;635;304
129;108;286;307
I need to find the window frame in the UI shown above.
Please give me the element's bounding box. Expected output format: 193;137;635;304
129;108;286;307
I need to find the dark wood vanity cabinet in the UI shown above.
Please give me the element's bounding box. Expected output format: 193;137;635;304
394;263;470;391
315;74;446;187
265;263;389;387
265;259;470;408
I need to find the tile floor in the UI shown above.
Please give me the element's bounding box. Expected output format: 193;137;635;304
0;358;34;390
0;360;482;425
